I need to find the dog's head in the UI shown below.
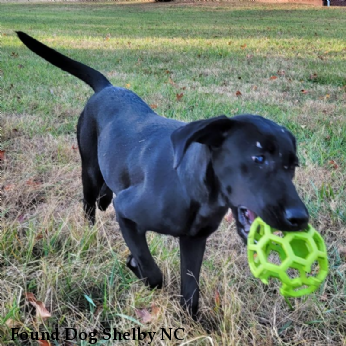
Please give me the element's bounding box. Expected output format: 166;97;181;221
171;114;309;243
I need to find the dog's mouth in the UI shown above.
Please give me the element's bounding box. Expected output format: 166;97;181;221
237;206;257;239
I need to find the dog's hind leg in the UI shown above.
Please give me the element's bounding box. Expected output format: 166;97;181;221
81;164;104;225
114;193;163;289
179;235;207;319
78;111;106;224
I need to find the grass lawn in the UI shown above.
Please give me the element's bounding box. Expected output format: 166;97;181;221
1;1;346;345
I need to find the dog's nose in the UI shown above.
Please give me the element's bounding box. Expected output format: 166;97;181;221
285;207;309;229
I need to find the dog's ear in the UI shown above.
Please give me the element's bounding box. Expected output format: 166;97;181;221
171;115;233;169
287;130;297;152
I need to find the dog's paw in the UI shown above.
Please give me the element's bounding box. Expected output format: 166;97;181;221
126;254;143;280
126;254;138;269
126;254;163;289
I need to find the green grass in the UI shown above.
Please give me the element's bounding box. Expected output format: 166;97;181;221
1;1;346;345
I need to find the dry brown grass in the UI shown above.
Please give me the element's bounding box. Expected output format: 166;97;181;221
2;111;345;345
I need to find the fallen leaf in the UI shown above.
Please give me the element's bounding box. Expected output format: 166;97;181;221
168;77;177;88
252;85;258;91
125;83;131;88
309;73;318;81
11;52;19;58
301;89;308;94
215;289;221;307
329;160;338;169
165;70;172;74
325;94;330;99
36;233;44;241
240;44;247;49
228;41;232;45
277;70;285;76
25;292;37;303
151;304;160;319
5;318;21;328
150;104;158;109
176;93;184;101
270;76;277;80
235;90;242;97
135;308;152;324
26;292;51;319
38;341;52;346
3;184;15;191
18;64;24;69
0;150;5;161
26;179;42;187
34;301;52;320
71;145;78;150
94;305;103;316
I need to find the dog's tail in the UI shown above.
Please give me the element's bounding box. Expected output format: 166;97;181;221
16;31;112;93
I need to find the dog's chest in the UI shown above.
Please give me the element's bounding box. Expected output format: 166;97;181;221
186;202;228;237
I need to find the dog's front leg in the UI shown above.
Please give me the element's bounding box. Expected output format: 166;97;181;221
117;215;163;289
179;235;207;319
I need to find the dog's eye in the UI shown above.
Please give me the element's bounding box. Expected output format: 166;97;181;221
252;155;265;164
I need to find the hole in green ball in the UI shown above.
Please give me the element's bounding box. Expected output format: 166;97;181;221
267;250;282;265
287;267;300;279
253;251;261;266
307;260;320;277
289;239;310;259
273;230;284;238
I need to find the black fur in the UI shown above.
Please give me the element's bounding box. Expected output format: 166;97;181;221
17;32;309;319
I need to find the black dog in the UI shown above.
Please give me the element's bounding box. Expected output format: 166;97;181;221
17;32;309;318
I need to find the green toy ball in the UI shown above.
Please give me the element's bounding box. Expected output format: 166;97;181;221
247;218;329;297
